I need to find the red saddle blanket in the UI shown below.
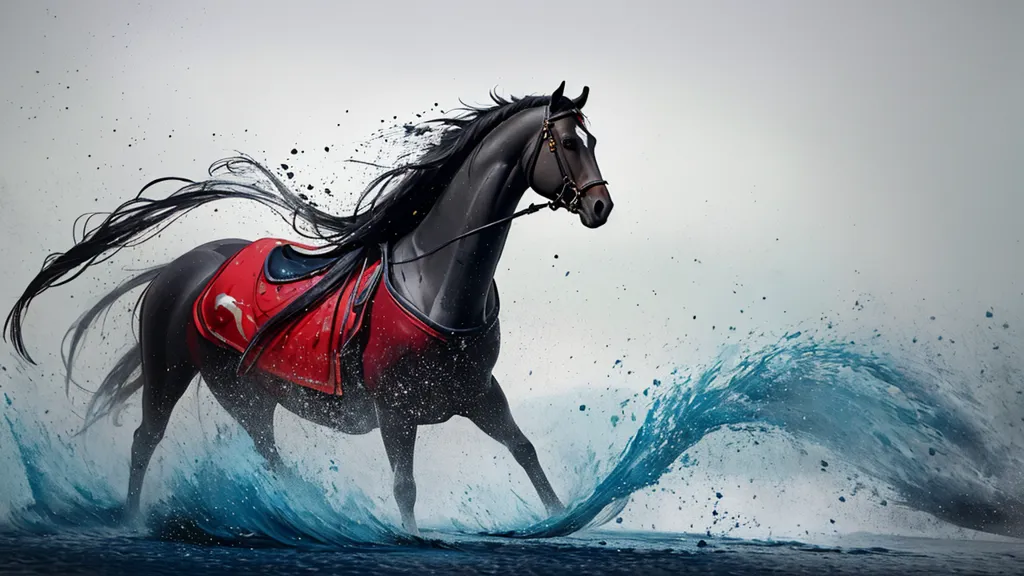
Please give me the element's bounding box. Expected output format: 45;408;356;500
192;238;445;395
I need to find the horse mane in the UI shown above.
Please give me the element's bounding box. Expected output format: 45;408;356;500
330;92;559;247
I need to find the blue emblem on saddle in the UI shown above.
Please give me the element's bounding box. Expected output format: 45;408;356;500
263;244;342;283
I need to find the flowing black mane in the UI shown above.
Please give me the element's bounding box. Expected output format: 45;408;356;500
4;90;563;369
345;92;556;246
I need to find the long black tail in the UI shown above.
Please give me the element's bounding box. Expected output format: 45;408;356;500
3;156;371;364
78;341;143;433
61;266;162;397
56;266;165;433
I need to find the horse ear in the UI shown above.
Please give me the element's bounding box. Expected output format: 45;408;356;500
573;86;589;109
549;81;566;109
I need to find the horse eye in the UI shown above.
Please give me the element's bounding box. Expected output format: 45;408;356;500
562;138;577;151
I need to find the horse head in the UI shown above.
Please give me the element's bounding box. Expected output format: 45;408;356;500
523;81;614;229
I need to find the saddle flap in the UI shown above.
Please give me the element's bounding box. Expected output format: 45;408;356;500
193;238;383;395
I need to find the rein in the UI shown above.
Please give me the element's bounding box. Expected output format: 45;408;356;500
390;106;606;266
389;200;554;265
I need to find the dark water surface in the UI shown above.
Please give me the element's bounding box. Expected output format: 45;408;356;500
1;530;1020;575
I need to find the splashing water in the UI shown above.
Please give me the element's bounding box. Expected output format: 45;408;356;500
2;411;400;547
1;332;1022;548
507;333;1023;538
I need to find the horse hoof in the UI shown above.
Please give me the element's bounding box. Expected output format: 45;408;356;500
546;503;566;517
403;522;421;538
115;502;138;524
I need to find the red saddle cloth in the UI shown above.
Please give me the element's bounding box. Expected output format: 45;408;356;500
193;238;445;395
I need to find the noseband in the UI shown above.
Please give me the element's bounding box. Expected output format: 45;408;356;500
390;106;606;265
524;108;609;214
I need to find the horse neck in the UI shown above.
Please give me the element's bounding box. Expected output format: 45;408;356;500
389;107;544;330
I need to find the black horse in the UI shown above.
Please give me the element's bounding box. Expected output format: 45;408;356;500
5;82;614;534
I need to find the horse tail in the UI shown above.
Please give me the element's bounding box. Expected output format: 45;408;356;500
4;156;363;364
77;343;144;434
57;266;164;433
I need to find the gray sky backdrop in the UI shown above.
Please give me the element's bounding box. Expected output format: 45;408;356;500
1;0;1022;404
2;0;1024;541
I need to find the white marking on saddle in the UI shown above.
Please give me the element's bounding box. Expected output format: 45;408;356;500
214;293;246;338
575;125;588;148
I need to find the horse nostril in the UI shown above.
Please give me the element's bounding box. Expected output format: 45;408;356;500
594;200;605;217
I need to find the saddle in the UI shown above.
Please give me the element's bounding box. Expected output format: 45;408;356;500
263;243;341;282
192;238;446;395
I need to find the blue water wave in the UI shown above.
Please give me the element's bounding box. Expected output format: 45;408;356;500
1;332;1021;546
2;410;407;547
505;333;1023;538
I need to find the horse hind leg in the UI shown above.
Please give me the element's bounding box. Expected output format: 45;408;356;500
233;397;282;469
125;248;232;515
126;362;196;514
200;365;283;470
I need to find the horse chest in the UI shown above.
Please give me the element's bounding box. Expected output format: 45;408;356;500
363;322;501;420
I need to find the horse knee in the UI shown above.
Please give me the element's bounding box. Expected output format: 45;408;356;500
507;438;538;463
133;422;165;446
394;473;416;498
393;472;417;511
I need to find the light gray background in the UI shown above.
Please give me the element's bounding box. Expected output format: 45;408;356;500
1;0;1022;540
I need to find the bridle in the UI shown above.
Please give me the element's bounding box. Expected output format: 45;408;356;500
524;108;608;214
390;106;607;266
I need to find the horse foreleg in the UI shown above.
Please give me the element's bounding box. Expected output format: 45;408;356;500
466;376;565;516
379;412;420;535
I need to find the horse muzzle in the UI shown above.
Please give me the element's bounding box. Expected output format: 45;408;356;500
577;184;614;228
